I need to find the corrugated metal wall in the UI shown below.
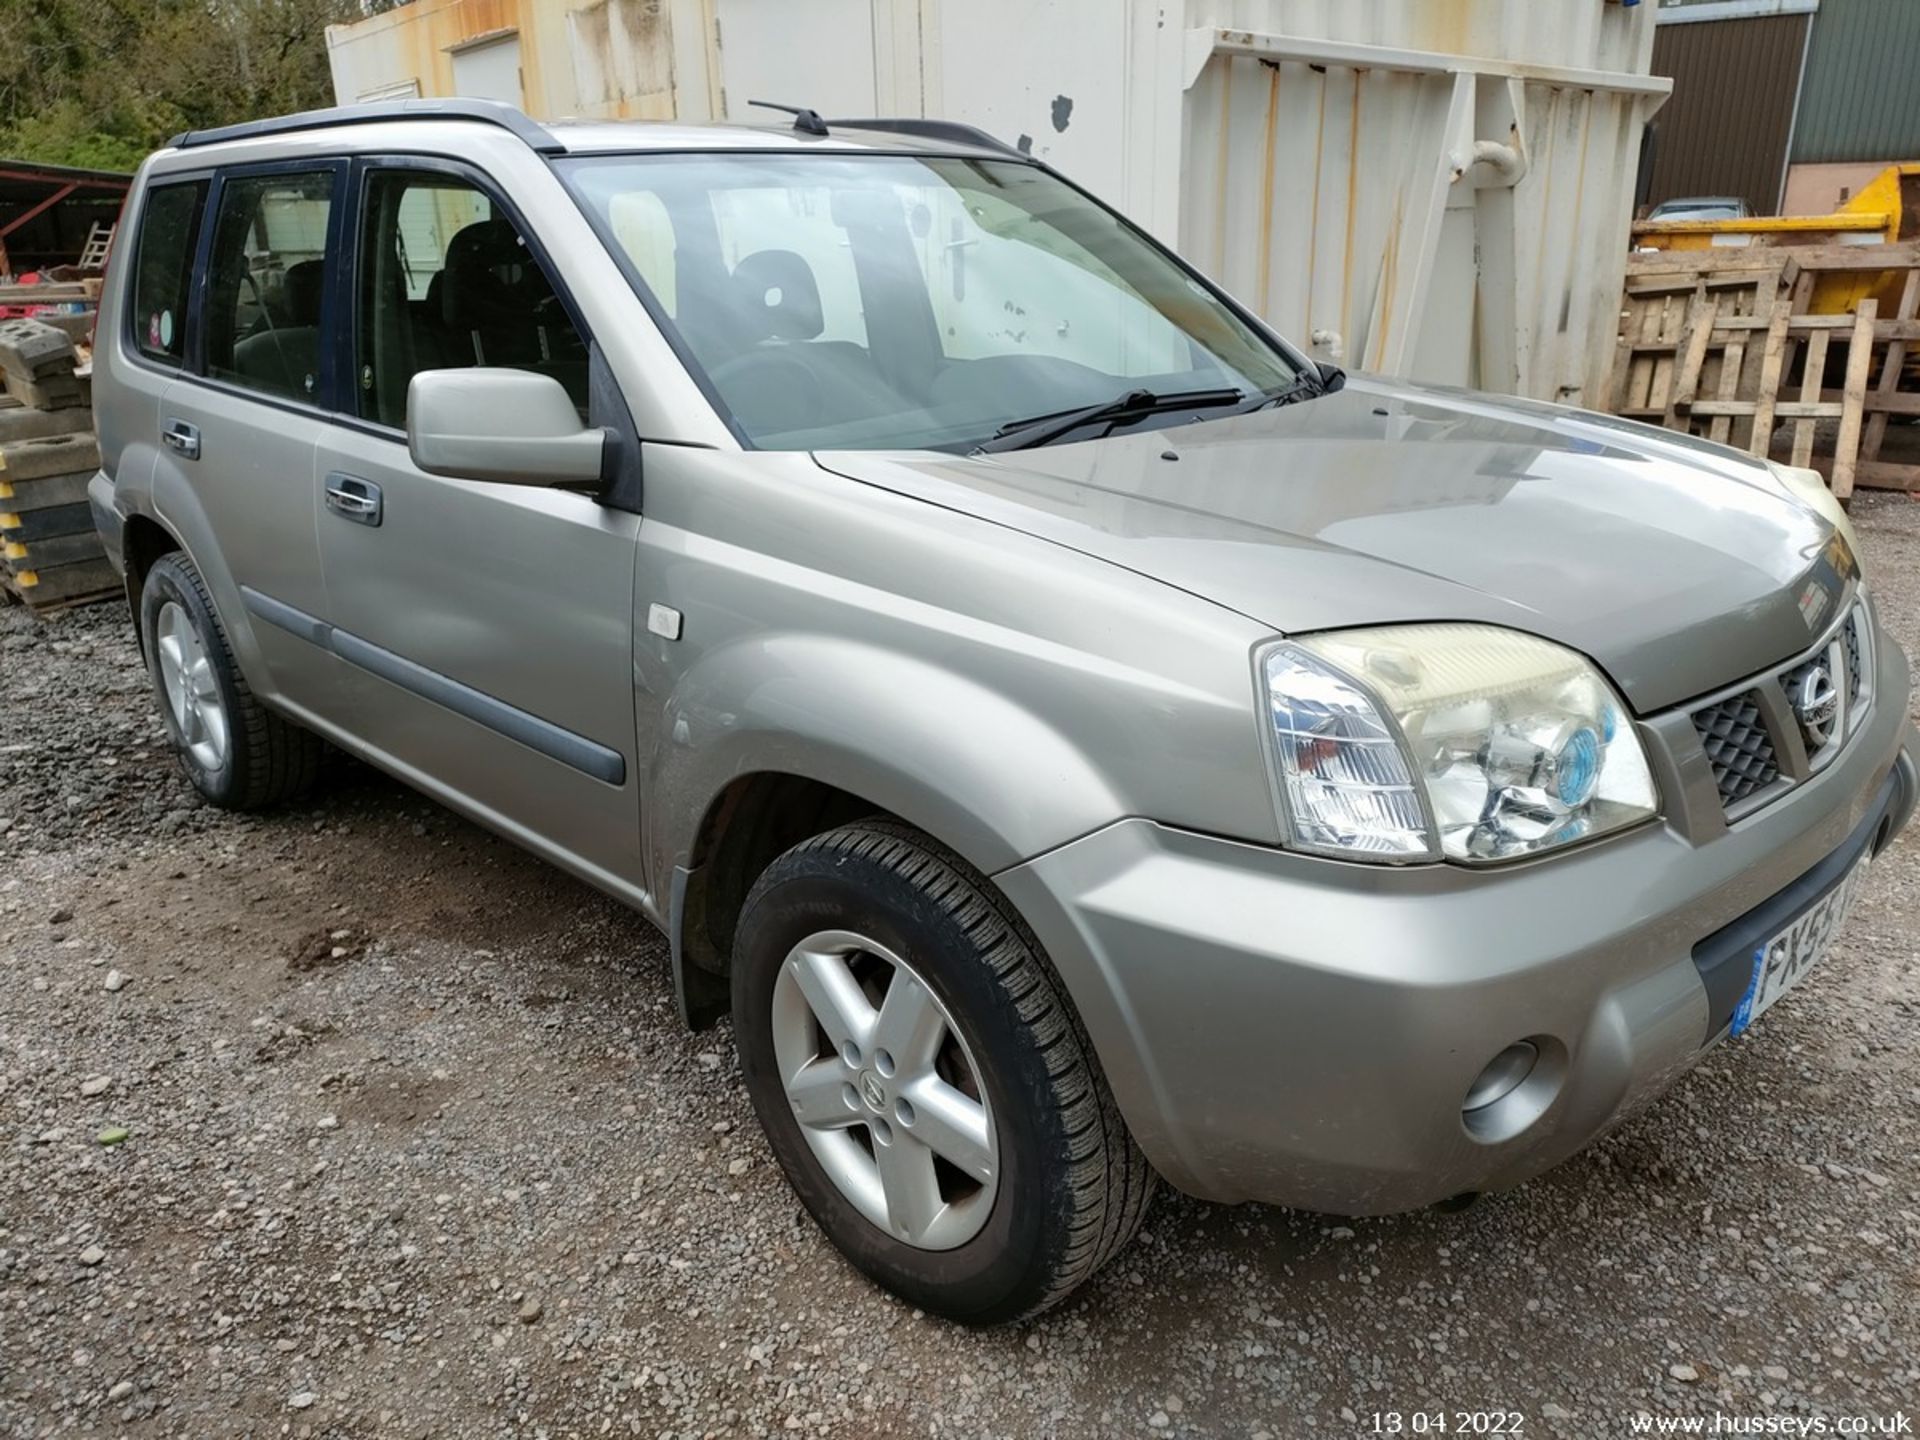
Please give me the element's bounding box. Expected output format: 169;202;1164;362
1181;55;1654;401
328;0;1665;403
1792;0;1920;164
1647;13;1806;211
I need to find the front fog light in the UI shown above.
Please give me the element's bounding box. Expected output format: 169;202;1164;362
1461;1036;1566;1143
1264;625;1659;863
1463;1041;1538;1112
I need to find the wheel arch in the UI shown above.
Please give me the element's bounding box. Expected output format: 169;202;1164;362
655;641;1129;1030
670;771;898;1027
120;512;182;653
114;467;258;681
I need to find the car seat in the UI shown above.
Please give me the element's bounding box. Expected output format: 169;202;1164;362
438;218;553;368
230;259;324;399
721;249;901;436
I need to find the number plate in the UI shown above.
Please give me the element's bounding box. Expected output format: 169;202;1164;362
1731;853;1868;1037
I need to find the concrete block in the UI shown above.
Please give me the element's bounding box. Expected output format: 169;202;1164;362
3;529;104;569
0;318;78;379
0;405;92;443
0;433;100;482
0;468;94;510
2;373;89;411
0;554;119;609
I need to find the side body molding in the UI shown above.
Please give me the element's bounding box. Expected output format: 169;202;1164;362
241;587;627;785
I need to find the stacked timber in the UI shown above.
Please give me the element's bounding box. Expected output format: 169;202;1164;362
1607;242;1920;500
0;317;115;612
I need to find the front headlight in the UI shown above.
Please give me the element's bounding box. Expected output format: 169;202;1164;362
1261;625;1659;863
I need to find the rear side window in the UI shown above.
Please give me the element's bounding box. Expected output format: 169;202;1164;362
129;181;207;367
203;170;336;403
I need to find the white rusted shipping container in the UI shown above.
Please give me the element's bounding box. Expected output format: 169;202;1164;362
326;0;1669;404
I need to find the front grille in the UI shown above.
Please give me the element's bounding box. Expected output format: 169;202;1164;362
1681;597;1873;824
1780;653;1835;756
1693;691;1779;806
1844;611;1864;706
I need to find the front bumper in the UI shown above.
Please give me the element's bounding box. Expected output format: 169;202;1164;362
997;644;1917;1214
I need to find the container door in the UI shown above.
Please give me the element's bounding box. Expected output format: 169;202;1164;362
451;35;524;107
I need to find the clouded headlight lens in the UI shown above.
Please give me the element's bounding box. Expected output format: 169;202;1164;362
1262;625;1658;863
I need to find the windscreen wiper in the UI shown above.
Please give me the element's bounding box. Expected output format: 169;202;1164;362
973;386;1247;454
1226;370;1330;415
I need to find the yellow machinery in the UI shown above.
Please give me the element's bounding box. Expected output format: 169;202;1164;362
1630;164;1920;315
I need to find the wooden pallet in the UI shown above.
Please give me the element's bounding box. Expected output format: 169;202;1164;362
1610;244;1920;498
1856;265;1920;492
1674;302;1887;497
1610;260;1795;451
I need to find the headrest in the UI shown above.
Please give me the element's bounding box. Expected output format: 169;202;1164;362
732;249;823;342
282;260;324;326
446;218;526;275
440;219;533;326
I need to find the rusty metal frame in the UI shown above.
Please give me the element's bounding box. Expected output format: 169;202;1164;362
0;182;79;242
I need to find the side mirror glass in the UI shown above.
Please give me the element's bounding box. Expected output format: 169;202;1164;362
406;369;605;486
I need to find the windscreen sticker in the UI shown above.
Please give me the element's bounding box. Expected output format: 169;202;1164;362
159;310;174;349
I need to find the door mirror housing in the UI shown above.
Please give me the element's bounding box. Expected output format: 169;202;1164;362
407;369;605;486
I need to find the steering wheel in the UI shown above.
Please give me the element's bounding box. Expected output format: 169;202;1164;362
238;269;277;339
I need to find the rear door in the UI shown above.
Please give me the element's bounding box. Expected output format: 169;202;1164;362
152;161;345;708
311;158;643;891
102;175;208;501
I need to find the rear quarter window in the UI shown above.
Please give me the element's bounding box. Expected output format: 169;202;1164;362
129;180;208;367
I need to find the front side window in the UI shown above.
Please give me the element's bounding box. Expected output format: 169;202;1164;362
129;181;207;367
561;153;1299;450
355;169;590;429
203;170;335;402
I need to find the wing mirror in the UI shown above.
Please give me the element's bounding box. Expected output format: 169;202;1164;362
407;369;605;486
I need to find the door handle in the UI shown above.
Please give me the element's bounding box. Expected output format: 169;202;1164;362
324;472;383;527
161;420;200;461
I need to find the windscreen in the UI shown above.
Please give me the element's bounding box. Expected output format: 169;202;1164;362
560;152;1299;451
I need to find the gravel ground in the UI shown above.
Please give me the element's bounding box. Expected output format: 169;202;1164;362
3;496;1918;1440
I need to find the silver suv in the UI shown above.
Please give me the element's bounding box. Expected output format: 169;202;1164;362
90;100;1917;1324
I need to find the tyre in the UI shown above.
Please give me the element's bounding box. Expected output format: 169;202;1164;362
139;551;321;810
733;819;1154;1324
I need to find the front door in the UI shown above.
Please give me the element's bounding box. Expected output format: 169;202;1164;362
312;161;642;893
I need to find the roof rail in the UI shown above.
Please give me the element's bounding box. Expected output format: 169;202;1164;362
826;118;1025;158
168;98;563;155
747;99;830;137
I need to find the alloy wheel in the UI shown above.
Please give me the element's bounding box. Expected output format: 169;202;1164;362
770;929;999;1250
155;599;229;772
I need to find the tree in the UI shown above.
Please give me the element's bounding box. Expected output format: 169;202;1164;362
0;0;405;170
